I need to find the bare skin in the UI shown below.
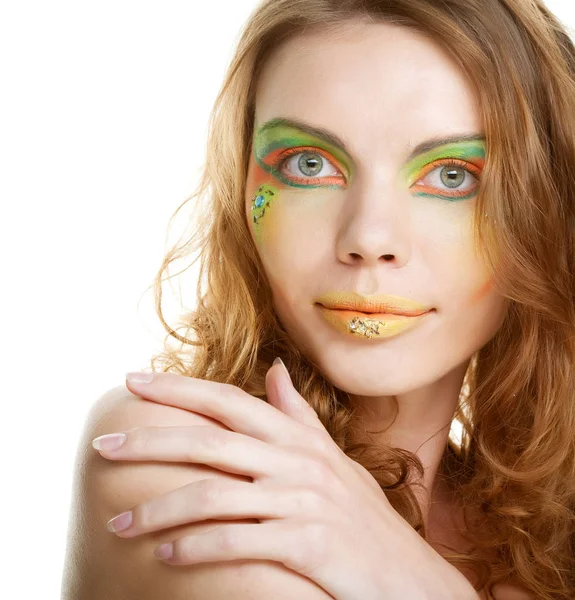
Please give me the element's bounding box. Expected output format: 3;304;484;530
243;20;533;598
245;20;507;537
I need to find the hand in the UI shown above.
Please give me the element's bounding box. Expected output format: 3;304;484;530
92;361;480;600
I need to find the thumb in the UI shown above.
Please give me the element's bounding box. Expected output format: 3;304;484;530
265;357;325;430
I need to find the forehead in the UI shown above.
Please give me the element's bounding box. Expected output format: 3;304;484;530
254;22;481;155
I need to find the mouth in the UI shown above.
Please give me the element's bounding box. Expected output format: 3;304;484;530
317;305;431;317
314;292;434;339
315;291;433;316
316;306;433;339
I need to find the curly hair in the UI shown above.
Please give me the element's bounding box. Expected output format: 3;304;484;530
141;1;575;597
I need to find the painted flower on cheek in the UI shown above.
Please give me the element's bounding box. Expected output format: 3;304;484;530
250;183;279;245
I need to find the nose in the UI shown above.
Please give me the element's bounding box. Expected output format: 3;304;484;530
347;251;396;263
335;176;410;268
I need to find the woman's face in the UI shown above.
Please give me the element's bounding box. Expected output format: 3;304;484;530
245;21;508;396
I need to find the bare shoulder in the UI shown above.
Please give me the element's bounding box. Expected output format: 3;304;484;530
61;383;334;599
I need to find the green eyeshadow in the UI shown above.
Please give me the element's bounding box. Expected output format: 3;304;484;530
401;140;486;186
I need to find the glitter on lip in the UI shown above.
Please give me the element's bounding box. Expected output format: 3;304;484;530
317;306;432;340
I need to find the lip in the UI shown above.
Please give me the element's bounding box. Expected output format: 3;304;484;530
315;291;433;317
314;291;433;340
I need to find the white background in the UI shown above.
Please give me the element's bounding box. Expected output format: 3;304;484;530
1;1;573;597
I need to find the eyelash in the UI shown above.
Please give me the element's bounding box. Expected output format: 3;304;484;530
413;158;481;200
275;146;345;187
274;148;481;199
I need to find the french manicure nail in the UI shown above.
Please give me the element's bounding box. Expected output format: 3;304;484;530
154;542;174;559
126;371;154;383
107;511;132;533
273;357;292;382
92;433;127;451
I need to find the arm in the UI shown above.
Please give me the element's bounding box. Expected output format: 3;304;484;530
61;385;335;599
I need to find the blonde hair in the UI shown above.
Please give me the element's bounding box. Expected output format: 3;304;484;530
144;1;575;597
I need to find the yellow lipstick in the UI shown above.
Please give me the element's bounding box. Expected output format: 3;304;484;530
315;291;433;340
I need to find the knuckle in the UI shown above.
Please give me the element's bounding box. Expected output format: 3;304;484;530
130;426;155;453
284;530;311;573
189;429;220;458
302;521;331;563
304;456;347;501
217;525;239;552
307;456;334;487
174;536;195;562
308;430;335;457
133;501;154;530
198;478;222;505
293;488;326;515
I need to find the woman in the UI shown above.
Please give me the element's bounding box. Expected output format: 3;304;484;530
62;1;575;599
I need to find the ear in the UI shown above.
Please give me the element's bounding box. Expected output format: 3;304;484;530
264;358;326;431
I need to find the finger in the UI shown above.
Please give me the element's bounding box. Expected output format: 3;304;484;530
111;479;290;538
155;521;310;570
161;521;397;600
93;426;337;495
94;425;287;479
265;362;306;423
125;372;322;446
161;521;399;600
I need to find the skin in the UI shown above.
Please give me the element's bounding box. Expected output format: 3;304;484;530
244;21;509;535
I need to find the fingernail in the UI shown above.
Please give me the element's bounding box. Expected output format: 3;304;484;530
273;357;292;382
107;511;132;533
154;542;174;560
126;371;154;384
92;433;127;451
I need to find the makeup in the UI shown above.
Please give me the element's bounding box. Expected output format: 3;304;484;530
248;119;487;250
315;291;433;340
253;119;350;189
250;183;278;232
318;307;430;339
402;139;486;201
246;141;281;247
253;118;486;202
470;278;494;303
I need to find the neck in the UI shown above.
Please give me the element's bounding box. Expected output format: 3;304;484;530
346;359;470;529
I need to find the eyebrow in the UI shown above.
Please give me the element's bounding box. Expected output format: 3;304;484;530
257;117;485;161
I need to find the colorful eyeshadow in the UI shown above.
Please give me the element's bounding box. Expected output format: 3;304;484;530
253;121;349;189
402;140;486;201
252;118;486;201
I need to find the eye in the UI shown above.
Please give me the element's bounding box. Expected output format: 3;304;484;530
275;147;345;186
412;159;481;200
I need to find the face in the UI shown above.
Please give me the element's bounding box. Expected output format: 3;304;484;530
245;21;508;397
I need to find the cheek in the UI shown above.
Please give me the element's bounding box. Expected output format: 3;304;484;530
470;278;494;304
255;199;322;279
428;210;492;297
456;235;497;308
435;232;503;323
245;159;326;268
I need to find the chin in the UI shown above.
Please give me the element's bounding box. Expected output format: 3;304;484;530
313;361;419;397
